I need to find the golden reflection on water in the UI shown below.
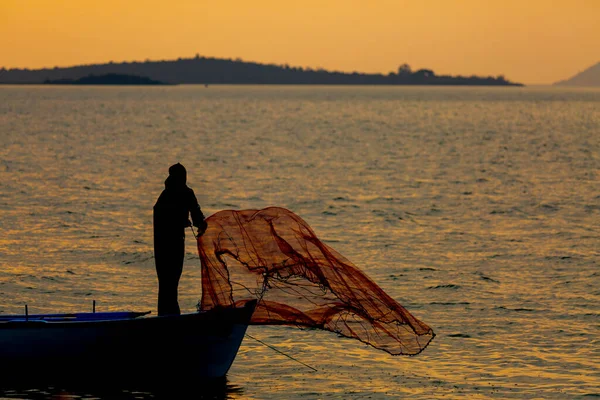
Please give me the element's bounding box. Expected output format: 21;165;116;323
0;85;598;399
0;377;243;400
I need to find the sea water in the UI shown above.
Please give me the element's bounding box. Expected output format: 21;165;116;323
0;85;598;399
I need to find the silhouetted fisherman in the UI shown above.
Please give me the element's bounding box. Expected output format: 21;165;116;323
153;163;207;316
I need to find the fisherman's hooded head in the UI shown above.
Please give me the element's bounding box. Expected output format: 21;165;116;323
165;163;187;187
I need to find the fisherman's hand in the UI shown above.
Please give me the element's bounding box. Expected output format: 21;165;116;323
196;220;208;236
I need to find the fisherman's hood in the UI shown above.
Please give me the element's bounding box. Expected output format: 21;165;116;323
165;163;187;188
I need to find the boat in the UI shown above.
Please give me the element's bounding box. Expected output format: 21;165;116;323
0;300;257;385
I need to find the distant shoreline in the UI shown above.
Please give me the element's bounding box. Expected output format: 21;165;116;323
42;73;170;86
0;56;524;86
0;82;525;87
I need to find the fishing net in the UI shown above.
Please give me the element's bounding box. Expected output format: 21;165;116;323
196;207;434;355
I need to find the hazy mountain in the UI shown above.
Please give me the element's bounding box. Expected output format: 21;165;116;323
0;55;523;86
554;62;600;86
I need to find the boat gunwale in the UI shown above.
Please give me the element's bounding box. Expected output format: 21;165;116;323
0;301;257;328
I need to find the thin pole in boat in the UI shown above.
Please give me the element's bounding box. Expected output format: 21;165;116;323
25;305;28;321
93;300;96;313
245;333;318;372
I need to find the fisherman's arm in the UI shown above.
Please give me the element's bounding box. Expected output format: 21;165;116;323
188;189;208;234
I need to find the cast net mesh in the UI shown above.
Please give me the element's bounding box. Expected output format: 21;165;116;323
196;207;434;355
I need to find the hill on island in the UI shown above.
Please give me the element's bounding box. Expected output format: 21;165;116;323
44;73;169;85
554;62;600;86
0;56;523;86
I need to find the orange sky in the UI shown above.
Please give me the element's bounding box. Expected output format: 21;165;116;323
1;0;598;84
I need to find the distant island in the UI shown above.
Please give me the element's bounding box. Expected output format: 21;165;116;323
44;73;169;85
0;55;523;86
553;61;600;87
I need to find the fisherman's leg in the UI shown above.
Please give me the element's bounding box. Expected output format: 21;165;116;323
156;239;184;315
170;236;185;315
157;274;176;316
156;251;174;316
155;238;179;315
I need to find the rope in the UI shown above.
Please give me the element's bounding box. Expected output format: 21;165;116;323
245;333;318;372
